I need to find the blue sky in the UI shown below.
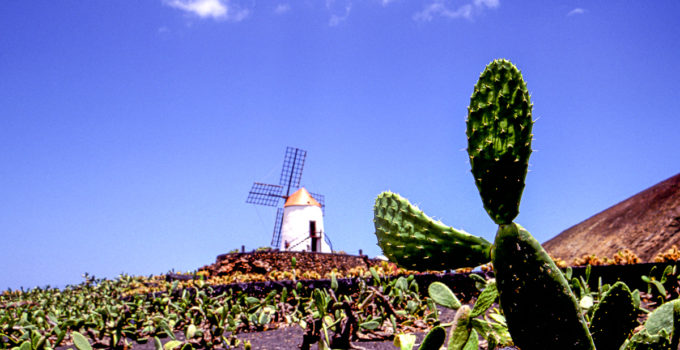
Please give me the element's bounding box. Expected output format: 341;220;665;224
1;0;679;291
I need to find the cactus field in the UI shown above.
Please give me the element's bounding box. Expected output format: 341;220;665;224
4;255;680;349
4;59;680;350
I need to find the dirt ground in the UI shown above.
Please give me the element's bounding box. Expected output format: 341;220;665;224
54;306;521;350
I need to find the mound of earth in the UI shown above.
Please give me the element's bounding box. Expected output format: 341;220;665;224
198;250;383;278
544;173;680;263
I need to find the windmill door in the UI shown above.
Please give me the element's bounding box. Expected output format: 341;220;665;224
310;221;318;252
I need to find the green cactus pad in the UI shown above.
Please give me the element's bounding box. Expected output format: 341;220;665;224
373;191;492;271
643;299;680;335
467;59;533;224
589;281;639;350
635;298;680;348
624;330;672;350
492;223;594;350
71;332;93;350
448;305;472;350
428;281;462;310
470;279;498;318
462;329;479;350
418;326;446;350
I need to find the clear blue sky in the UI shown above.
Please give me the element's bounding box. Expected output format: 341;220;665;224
1;0;679;291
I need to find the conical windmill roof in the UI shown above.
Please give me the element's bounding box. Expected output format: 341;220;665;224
284;187;321;207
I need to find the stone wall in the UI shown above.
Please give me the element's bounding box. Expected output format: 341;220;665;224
200;251;381;277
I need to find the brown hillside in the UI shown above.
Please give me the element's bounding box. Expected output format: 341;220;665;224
543;173;680;263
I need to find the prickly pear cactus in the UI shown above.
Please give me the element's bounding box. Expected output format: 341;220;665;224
418;326;446;350
470;61;593;349
623;298;680;349
589;281;639;349
643;298;680;337
372;59;604;350
374;191;491;271
493;223;594;349
428;281;462;310
467;59;533;225
623;330;672;350
447;305;472;350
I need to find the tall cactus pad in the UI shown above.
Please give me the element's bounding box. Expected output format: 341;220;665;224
467;59;533;224
374;191;492;271
589;281;639;350
492;223;594;350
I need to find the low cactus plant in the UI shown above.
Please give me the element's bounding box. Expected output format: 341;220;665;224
373;59;673;349
404;279;508;350
589;281;639;349
622;299;680;349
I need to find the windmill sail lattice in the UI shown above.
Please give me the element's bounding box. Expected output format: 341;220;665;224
271;208;284;247
280;147;306;194
246;147;328;249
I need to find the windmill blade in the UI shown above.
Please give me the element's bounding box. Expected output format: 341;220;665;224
271;208;284;247
279;147;307;194
246;182;283;207
309;192;325;215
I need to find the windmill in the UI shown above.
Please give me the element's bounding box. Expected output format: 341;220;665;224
246;147;331;252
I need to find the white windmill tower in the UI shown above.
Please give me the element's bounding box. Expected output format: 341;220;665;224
280;187;330;252
246;147;332;253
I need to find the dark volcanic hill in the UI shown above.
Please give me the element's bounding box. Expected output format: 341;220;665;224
543;173;680;263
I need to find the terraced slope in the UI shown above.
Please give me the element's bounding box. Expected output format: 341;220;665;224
544;173;680;262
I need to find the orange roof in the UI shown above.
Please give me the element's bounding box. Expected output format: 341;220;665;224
284;187;321;207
